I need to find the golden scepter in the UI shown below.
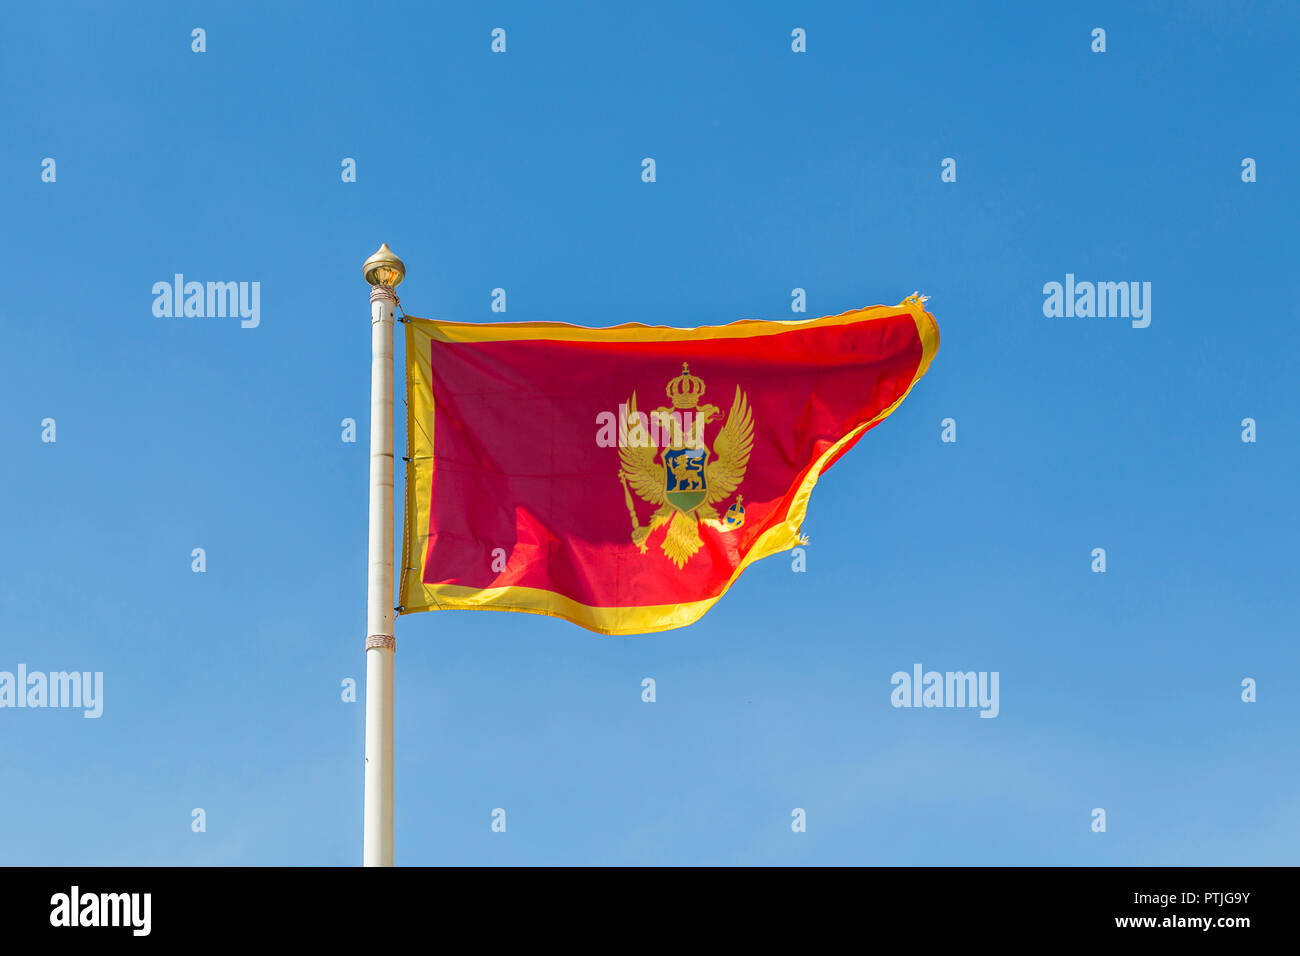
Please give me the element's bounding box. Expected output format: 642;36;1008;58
617;470;641;535
618;470;655;553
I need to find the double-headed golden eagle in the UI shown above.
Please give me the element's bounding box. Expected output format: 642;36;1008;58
617;384;754;568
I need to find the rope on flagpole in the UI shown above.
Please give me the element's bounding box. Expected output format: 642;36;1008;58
370;285;400;308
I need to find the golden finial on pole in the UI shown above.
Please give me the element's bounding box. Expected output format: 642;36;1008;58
363;242;406;288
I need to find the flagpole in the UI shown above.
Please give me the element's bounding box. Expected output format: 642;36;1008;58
362;243;404;867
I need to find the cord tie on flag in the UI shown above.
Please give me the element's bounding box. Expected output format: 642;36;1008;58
366;634;396;651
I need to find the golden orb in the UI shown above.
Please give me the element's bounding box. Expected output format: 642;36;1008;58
363;243;406;288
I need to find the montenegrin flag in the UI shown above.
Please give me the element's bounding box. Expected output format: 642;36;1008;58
400;296;939;635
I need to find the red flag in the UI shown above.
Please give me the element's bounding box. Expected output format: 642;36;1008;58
400;297;939;634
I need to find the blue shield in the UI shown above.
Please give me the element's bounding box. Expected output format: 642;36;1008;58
664;448;708;513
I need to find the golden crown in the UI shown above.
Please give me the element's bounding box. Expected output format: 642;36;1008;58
666;362;706;409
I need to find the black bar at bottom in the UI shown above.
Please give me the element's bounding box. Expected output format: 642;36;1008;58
0;865;1284;942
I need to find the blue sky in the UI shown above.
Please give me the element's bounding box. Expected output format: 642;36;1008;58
1;1;1297;865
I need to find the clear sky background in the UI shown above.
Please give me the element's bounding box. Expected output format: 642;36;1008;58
1;1;1297;865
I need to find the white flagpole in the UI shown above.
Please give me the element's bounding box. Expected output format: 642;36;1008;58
362;243;404;866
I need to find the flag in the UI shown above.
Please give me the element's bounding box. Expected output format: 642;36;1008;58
399;296;939;634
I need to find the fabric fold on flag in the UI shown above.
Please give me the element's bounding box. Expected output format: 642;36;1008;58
400;297;939;634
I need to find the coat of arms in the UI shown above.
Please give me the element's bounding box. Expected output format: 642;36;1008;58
617;363;753;568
